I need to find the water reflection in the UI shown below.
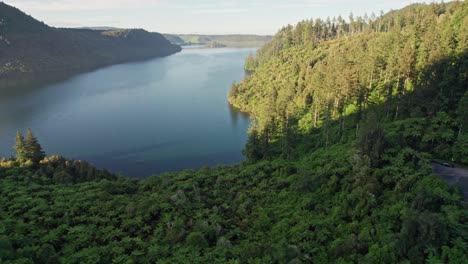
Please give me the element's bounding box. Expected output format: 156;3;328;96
0;48;254;177
228;103;250;129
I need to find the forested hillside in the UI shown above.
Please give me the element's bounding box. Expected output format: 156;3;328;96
230;1;467;164
0;2;467;263
0;2;181;89
1;126;466;263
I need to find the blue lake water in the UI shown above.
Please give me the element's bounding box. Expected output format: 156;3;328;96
0;48;252;177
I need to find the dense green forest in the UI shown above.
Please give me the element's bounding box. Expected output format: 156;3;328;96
0;2;181;90
1;1;467;263
231;1;467;164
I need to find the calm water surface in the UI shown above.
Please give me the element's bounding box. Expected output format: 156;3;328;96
0;48;252;177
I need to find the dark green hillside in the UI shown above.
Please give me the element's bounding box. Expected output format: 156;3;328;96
0;2;181;89
0;2;48;34
0;1;467;263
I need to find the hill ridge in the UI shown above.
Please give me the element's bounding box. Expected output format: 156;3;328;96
0;2;181;91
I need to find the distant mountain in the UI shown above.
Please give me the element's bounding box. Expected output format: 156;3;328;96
77;26;121;31
163;34;187;45
0;2;181;88
163;34;273;48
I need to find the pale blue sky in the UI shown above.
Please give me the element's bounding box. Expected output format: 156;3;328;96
5;0;431;34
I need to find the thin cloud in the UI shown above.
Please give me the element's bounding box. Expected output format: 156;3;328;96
190;8;248;14
4;0;161;11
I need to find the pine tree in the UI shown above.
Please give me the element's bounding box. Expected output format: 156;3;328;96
243;130;263;162
23;128;45;163
244;53;257;72
14;131;26;162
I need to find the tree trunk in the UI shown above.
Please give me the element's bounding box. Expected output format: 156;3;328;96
314;104;319;128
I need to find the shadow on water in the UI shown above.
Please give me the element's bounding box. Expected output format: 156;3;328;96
86;140;185;160
0;71;76;101
0;56;171;102
87;149;246;178
0;57;171;125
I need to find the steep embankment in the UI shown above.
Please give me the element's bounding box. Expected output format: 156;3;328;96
0;2;181;88
230;2;467;155
229;0;467;193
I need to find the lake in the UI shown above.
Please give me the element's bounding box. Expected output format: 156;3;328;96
0;48;253;177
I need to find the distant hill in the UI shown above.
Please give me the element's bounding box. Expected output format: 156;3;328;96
77;26;121;31
163;34;273;48
0;2;181;88
205;41;227;48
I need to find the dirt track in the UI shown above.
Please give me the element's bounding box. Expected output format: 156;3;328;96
431;163;468;201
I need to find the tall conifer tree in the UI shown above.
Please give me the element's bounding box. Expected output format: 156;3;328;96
23;128;45;163
14;131;26;162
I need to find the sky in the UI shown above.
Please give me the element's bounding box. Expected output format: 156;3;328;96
4;0;430;35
